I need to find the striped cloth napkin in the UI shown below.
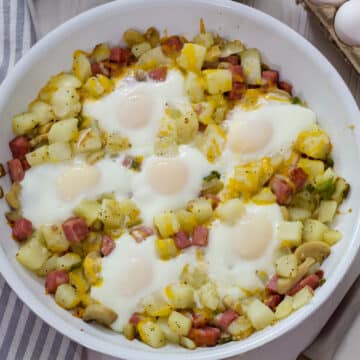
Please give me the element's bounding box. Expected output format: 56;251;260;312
0;1;83;359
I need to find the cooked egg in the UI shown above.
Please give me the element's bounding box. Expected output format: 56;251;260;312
218;102;316;170
20;157;132;227
334;1;360;46
82;70;189;155
204;202;283;293
91;233;195;331
131;145;213;225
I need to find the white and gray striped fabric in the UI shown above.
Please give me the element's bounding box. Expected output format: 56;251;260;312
0;1;83;359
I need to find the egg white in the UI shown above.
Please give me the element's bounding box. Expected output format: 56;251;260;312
91;233;196;331
82;70;189;155
204;202;284;294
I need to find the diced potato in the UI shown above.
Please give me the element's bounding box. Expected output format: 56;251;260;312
155;238;179;260
72;51;91;83
36;255;59;277
123;323;136;340
216;199;245;225
138;46;171;70
194;101;214;125
154;115;178;156
16;232;50;271
83;76;105;97
193;32;214;49
292;286;313;310
48;118;78;143
176;210;197;235
174;108;199;144
51;73;82;89
227;316;253;338
288;207;312;222
41;224;69;253
185;72;205;102
28;100;54;125
74;129;102;153
180;336;196;350
137;319;166;348
180;264;208;289
318;200;337;223
295;127;331;160
203;69;232;95
187;198;213;224
303;219;328;242
51;87;81;119
205;45;221;62
165;283;195;309
275;254;298;278
123;29;146;47
176;43;206;72
5;182;21;210
56;253;82;271
73;199;101;226
196;123;226;162
331;177;350;204
168;311;192;336
90;43;111;62
157;318;180;343
141;292;173;317
69;267;89;294
252;187;277;205
83;251;102;285
154;210;180;238
198;282;219;310
291;190;317;212
48;142;72;162
105;133;130;155
131;42;152;57
55;284;80;309
220;40;244;57
240;49;262;85
298;158;324;180
278;221;303;247
99;198;123;229
25;145;49;166
323;229;342;246
12;112;37;135
118;199;140;227
275;296;293;320
144;26;160;47
246;299;275;330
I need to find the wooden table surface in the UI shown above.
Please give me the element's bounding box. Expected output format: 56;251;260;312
30;1;360;359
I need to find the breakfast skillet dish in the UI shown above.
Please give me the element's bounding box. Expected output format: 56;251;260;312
1;22;350;349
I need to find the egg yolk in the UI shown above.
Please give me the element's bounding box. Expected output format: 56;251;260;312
117;257;153;296
57;164;101;201
147;157;189;195
228;119;273;154
232;215;272;260
119;90;153;129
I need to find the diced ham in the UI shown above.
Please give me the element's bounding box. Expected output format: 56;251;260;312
215;309;238;330
101;235;116;256
289;167;308;191
264;294;283;311
12;218;33;241
62;217;89;243
148;67;167;81
21;159;30;171
129;313;141;325
287;274;320;296
161;35;184;56
7;159;25;182
262;70;279;84
188;327;221;347
227;82;246;100
174;230;191;249
122;155;135;168
266;274;278;294
192;226;209;246
45;270;69;294
220;55;239;65
198;122;207;132
130;226;154;243
270;175;293;205
229;65;244;83
110;47;133;64
91;62;110;76
9;136;31;159
192;311;210;328
315;269;324;280
278;81;293;95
